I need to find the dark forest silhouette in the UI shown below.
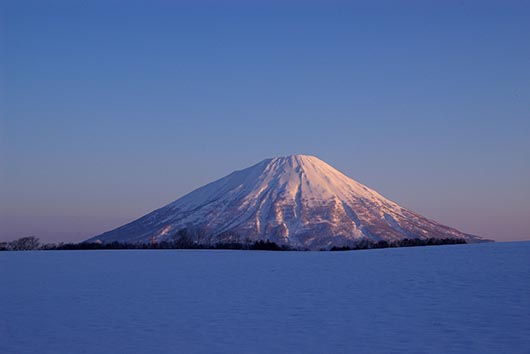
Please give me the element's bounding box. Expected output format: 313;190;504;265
1;233;466;252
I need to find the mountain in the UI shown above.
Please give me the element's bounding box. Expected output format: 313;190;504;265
87;155;486;250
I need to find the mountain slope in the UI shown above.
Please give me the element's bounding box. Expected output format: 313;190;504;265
87;155;485;249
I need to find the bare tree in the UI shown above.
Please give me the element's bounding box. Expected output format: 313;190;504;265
9;236;40;251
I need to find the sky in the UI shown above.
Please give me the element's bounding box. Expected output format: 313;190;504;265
1;0;529;243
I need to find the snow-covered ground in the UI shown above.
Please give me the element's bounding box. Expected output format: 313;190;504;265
1;242;529;354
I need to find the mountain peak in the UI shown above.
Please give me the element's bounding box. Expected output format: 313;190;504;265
88;155;485;249
269;154;324;166
272;154;318;161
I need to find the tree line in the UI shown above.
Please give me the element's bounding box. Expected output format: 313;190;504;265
330;237;466;251
0;235;291;251
1;234;465;252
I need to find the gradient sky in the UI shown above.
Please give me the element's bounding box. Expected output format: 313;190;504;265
1;0;529;243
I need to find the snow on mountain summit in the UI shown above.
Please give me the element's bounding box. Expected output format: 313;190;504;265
87;154;485;249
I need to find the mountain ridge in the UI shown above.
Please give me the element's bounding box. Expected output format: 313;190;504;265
87;155;487;249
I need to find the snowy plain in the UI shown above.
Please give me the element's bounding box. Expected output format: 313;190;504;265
1;241;529;354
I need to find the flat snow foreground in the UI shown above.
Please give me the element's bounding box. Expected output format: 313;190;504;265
1;242;529;354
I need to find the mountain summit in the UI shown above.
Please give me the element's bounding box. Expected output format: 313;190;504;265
87;155;484;249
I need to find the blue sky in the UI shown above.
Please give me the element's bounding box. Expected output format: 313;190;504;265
1;0;529;243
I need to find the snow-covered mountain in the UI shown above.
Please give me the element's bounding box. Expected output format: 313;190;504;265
87;155;485;249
